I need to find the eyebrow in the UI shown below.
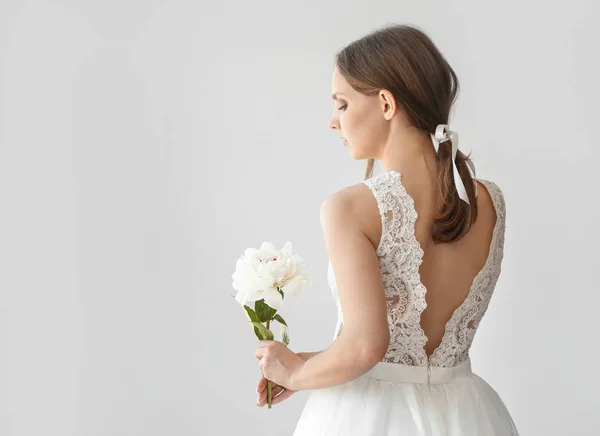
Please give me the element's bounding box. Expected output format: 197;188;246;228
332;92;346;100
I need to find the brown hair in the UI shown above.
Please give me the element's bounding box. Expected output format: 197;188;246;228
335;24;478;243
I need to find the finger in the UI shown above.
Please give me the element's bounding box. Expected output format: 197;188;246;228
255;347;272;360
256;376;268;393
257;377;277;392
256;340;274;349
271;385;285;398
258;388;286;407
257;383;285;404
271;389;295;405
258;383;282;399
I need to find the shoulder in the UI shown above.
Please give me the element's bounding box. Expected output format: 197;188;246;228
320;181;381;246
320;182;376;224
476;178;506;216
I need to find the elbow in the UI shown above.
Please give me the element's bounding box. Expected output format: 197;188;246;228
339;322;390;367
355;334;389;366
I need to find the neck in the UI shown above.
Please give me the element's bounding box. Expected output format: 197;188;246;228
379;125;438;185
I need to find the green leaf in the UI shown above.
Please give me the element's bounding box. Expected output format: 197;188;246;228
273;314;287;326
242;305;263;339
273;314;290;345
255;299;277;323
250;322;274;340
243;305;261;322
277;288;284;299
281;325;290;345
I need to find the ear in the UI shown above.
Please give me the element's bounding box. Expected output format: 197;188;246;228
378;89;397;120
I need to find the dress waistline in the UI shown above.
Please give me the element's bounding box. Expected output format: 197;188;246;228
362;357;473;385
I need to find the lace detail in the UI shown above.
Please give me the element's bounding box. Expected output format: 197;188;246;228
327;170;506;368
429;178;506;367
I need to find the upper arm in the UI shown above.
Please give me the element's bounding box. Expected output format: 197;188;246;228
320;186;389;360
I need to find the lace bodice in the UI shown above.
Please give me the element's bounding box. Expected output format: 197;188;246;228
327;170;506;368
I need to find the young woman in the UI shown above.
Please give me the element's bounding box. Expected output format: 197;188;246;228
255;23;519;435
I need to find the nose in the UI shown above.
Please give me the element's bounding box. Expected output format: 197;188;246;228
328;113;339;131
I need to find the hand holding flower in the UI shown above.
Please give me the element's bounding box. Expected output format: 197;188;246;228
231;241;311;409
255;340;305;391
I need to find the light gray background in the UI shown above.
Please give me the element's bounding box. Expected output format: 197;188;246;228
1;0;598;435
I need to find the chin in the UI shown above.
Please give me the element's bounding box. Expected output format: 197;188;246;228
346;142;374;160
348;148;367;160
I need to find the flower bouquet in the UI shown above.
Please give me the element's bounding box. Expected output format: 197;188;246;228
231;241;311;409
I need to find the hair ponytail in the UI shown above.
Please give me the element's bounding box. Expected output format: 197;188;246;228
338;23;478;243
432;139;478;243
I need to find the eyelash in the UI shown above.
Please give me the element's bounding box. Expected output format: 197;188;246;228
337;104;347;111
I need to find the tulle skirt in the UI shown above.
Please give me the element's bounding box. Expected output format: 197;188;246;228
292;358;519;436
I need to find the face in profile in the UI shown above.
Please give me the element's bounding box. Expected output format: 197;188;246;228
328;67;396;160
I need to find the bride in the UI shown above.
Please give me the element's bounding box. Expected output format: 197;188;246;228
254;23;519;435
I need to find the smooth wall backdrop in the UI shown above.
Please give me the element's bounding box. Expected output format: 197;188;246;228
1;0;598;435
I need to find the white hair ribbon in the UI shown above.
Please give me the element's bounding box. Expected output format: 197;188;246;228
430;124;477;204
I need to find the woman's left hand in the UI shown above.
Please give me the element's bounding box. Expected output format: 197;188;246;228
255;340;305;390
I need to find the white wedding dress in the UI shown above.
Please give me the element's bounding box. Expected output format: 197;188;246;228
292;170;519;435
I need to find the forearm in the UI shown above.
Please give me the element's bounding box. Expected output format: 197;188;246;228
297;350;324;361
291;333;383;391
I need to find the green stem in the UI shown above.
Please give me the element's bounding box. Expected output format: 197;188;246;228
266;318;272;408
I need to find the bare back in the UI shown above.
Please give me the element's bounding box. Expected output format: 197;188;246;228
327;169;506;367
410;179;497;356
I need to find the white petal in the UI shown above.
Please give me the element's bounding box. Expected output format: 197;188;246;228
243;248;257;260
232;279;249;293
280;241;293;256
259;241;278;253
232;265;264;293
291;254;305;267
235;291;248;306
256;275;274;290
282;275;310;298
263;288;283;310
243;289;264;302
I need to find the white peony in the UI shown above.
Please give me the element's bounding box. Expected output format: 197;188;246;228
232;241;311;310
